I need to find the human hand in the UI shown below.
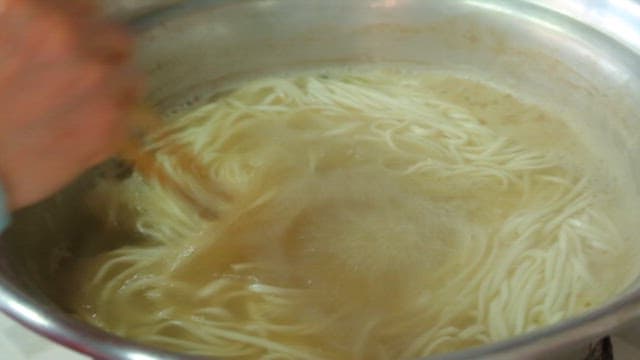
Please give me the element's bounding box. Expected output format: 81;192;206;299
0;0;140;209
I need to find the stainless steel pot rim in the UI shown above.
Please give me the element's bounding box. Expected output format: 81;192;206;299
2;270;640;360
125;0;640;56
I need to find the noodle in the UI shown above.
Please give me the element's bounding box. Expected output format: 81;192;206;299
64;68;638;359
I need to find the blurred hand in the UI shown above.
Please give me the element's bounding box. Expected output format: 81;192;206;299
0;0;140;209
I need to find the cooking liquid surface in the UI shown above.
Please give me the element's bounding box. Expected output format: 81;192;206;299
62;68;639;359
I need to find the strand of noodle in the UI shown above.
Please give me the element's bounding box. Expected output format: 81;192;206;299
143;322;260;356
543;193;593;234
90;254;154;286
542;238;571;315
74;71;632;359
488;280;511;339
513;271;544;334
194;307;234;320
188;319;324;360
352;318;379;360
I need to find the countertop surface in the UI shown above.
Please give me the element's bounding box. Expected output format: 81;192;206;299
0;312;86;360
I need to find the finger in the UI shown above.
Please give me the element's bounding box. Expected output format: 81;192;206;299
0;0;58;80
80;22;133;64
17;0;131;65
0;42;141;132
20;7;81;64
0;77;134;209
49;64;142;150
44;0;134;64
0;60;110;133
1;82;127;168
36;0;98;18
56;96;128;166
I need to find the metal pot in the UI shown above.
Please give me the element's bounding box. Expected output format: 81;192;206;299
2;1;640;359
